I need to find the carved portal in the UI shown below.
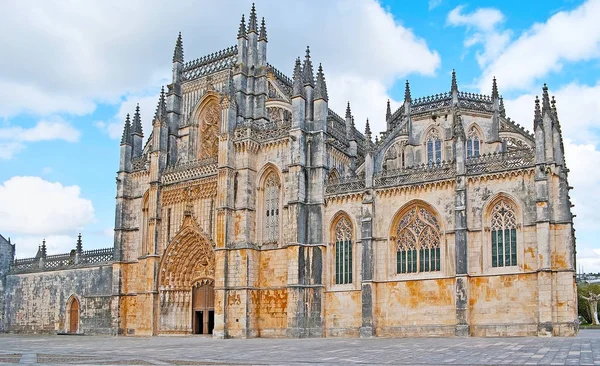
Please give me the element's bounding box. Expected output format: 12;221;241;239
158;211;215;334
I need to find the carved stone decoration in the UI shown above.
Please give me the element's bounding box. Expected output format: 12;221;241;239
159;215;215;292
199;103;220;158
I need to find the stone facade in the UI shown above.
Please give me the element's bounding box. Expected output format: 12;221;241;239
0;4;578;338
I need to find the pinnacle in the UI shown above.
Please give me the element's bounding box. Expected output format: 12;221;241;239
121;113;132;145
259;17;267;41
172;32;184;63
302;46;314;87
248;3;258;33
365;118;372;141
534;95;542;128
542;83;551;112
237;14;247;39
451;69;458;92
292;57;304;98
314;63;328;101
404;80;411;102
492;76;499;99
345;102;352;119
132;103;143;136
386;99;391;120
499;97;506;118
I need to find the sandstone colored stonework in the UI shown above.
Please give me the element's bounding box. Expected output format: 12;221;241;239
0;5;577;338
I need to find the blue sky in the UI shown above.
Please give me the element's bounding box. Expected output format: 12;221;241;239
1;0;599;272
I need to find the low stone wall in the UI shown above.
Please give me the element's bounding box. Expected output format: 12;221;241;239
2;264;114;335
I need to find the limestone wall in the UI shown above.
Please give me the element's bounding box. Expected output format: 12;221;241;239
3;265;113;334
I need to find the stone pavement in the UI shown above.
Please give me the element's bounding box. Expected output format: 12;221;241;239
1;330;600;365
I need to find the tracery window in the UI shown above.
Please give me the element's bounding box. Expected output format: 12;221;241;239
334;216;353;284
426;130;442;165
394;205;441;273
467;127;480;158
264;172;280;243
490;200;517;267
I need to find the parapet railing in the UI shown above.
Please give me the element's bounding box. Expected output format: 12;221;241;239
10;247;115;274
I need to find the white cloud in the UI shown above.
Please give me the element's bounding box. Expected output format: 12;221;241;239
429;0;442;10
0;177;95;240
11;234;78;259
96;93;159;140
0;0;440;134
447;5;511;68
477;0;600;92
0;117;80;159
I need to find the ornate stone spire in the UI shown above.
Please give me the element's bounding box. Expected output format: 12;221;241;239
534;96;543;129
345;102;352;119
404;80;411;102
292;57;304;98
314;63;328;101
499;97;506;118
154;87;167;121
365;118;372;142
41;239;47;258
492;76;499;99
132;104;143;136
121;114;132;145
259;17;267;41
551;96;559;123
386;99;391;120
542;83;551;115
451;69;458;93
76;233;83;253
248;3;258;34
302;46;314;87
237;14;247;39
172;32;183;63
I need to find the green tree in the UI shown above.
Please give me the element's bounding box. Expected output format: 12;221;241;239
578;283;600;324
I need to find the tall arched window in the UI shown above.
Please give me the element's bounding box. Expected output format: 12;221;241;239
394;205;441;273
264;172;280;243
426;130;442;165
467;127;480;158
334;216;353;284
491;200;517;267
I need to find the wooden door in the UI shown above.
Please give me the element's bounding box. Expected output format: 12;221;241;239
69;298;79;333
192;281;214;334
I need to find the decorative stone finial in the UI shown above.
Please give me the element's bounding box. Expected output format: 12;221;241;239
302;46;314;87
314;63;328;101
172;32;184;63
259;17;267;41
492;76;499;99
76;233;83;253
345;102;352;119
405;80;411;102
41;239;47;258
121;114;132;145
386;99;391;121
499;97;506;118
365;118;372;142
248;3;258;34
534;96;542;129
132;104;143;136
292;57;304;98
451;69;458;93
237;14;247;39
542;83;551;114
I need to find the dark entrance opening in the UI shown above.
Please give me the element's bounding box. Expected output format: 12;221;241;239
192;280;215;335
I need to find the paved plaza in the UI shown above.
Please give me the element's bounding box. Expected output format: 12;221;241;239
1;330;600;365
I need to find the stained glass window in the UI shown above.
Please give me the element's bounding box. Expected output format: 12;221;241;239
467;127;480;158
394;205;441;273
491;200;517;267
334;217;353;284
426;130;442;165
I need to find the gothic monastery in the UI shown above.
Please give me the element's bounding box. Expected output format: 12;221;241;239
0;5;578;338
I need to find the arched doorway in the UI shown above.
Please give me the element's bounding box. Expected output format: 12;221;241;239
158;208;216;335
192;279;215;334
67;296;80;333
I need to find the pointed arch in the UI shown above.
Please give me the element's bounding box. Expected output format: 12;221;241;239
466;123;483;158
423;127;442;164
389;200;444;274
483;193;522;269
257;163;283;245
327;168;340;184
66;294;80;334
191;92;221;159
382;139;407;170
329;211;355;285
159;213;215;291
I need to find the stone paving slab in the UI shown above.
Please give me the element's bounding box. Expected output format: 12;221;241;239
1;330;600;365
